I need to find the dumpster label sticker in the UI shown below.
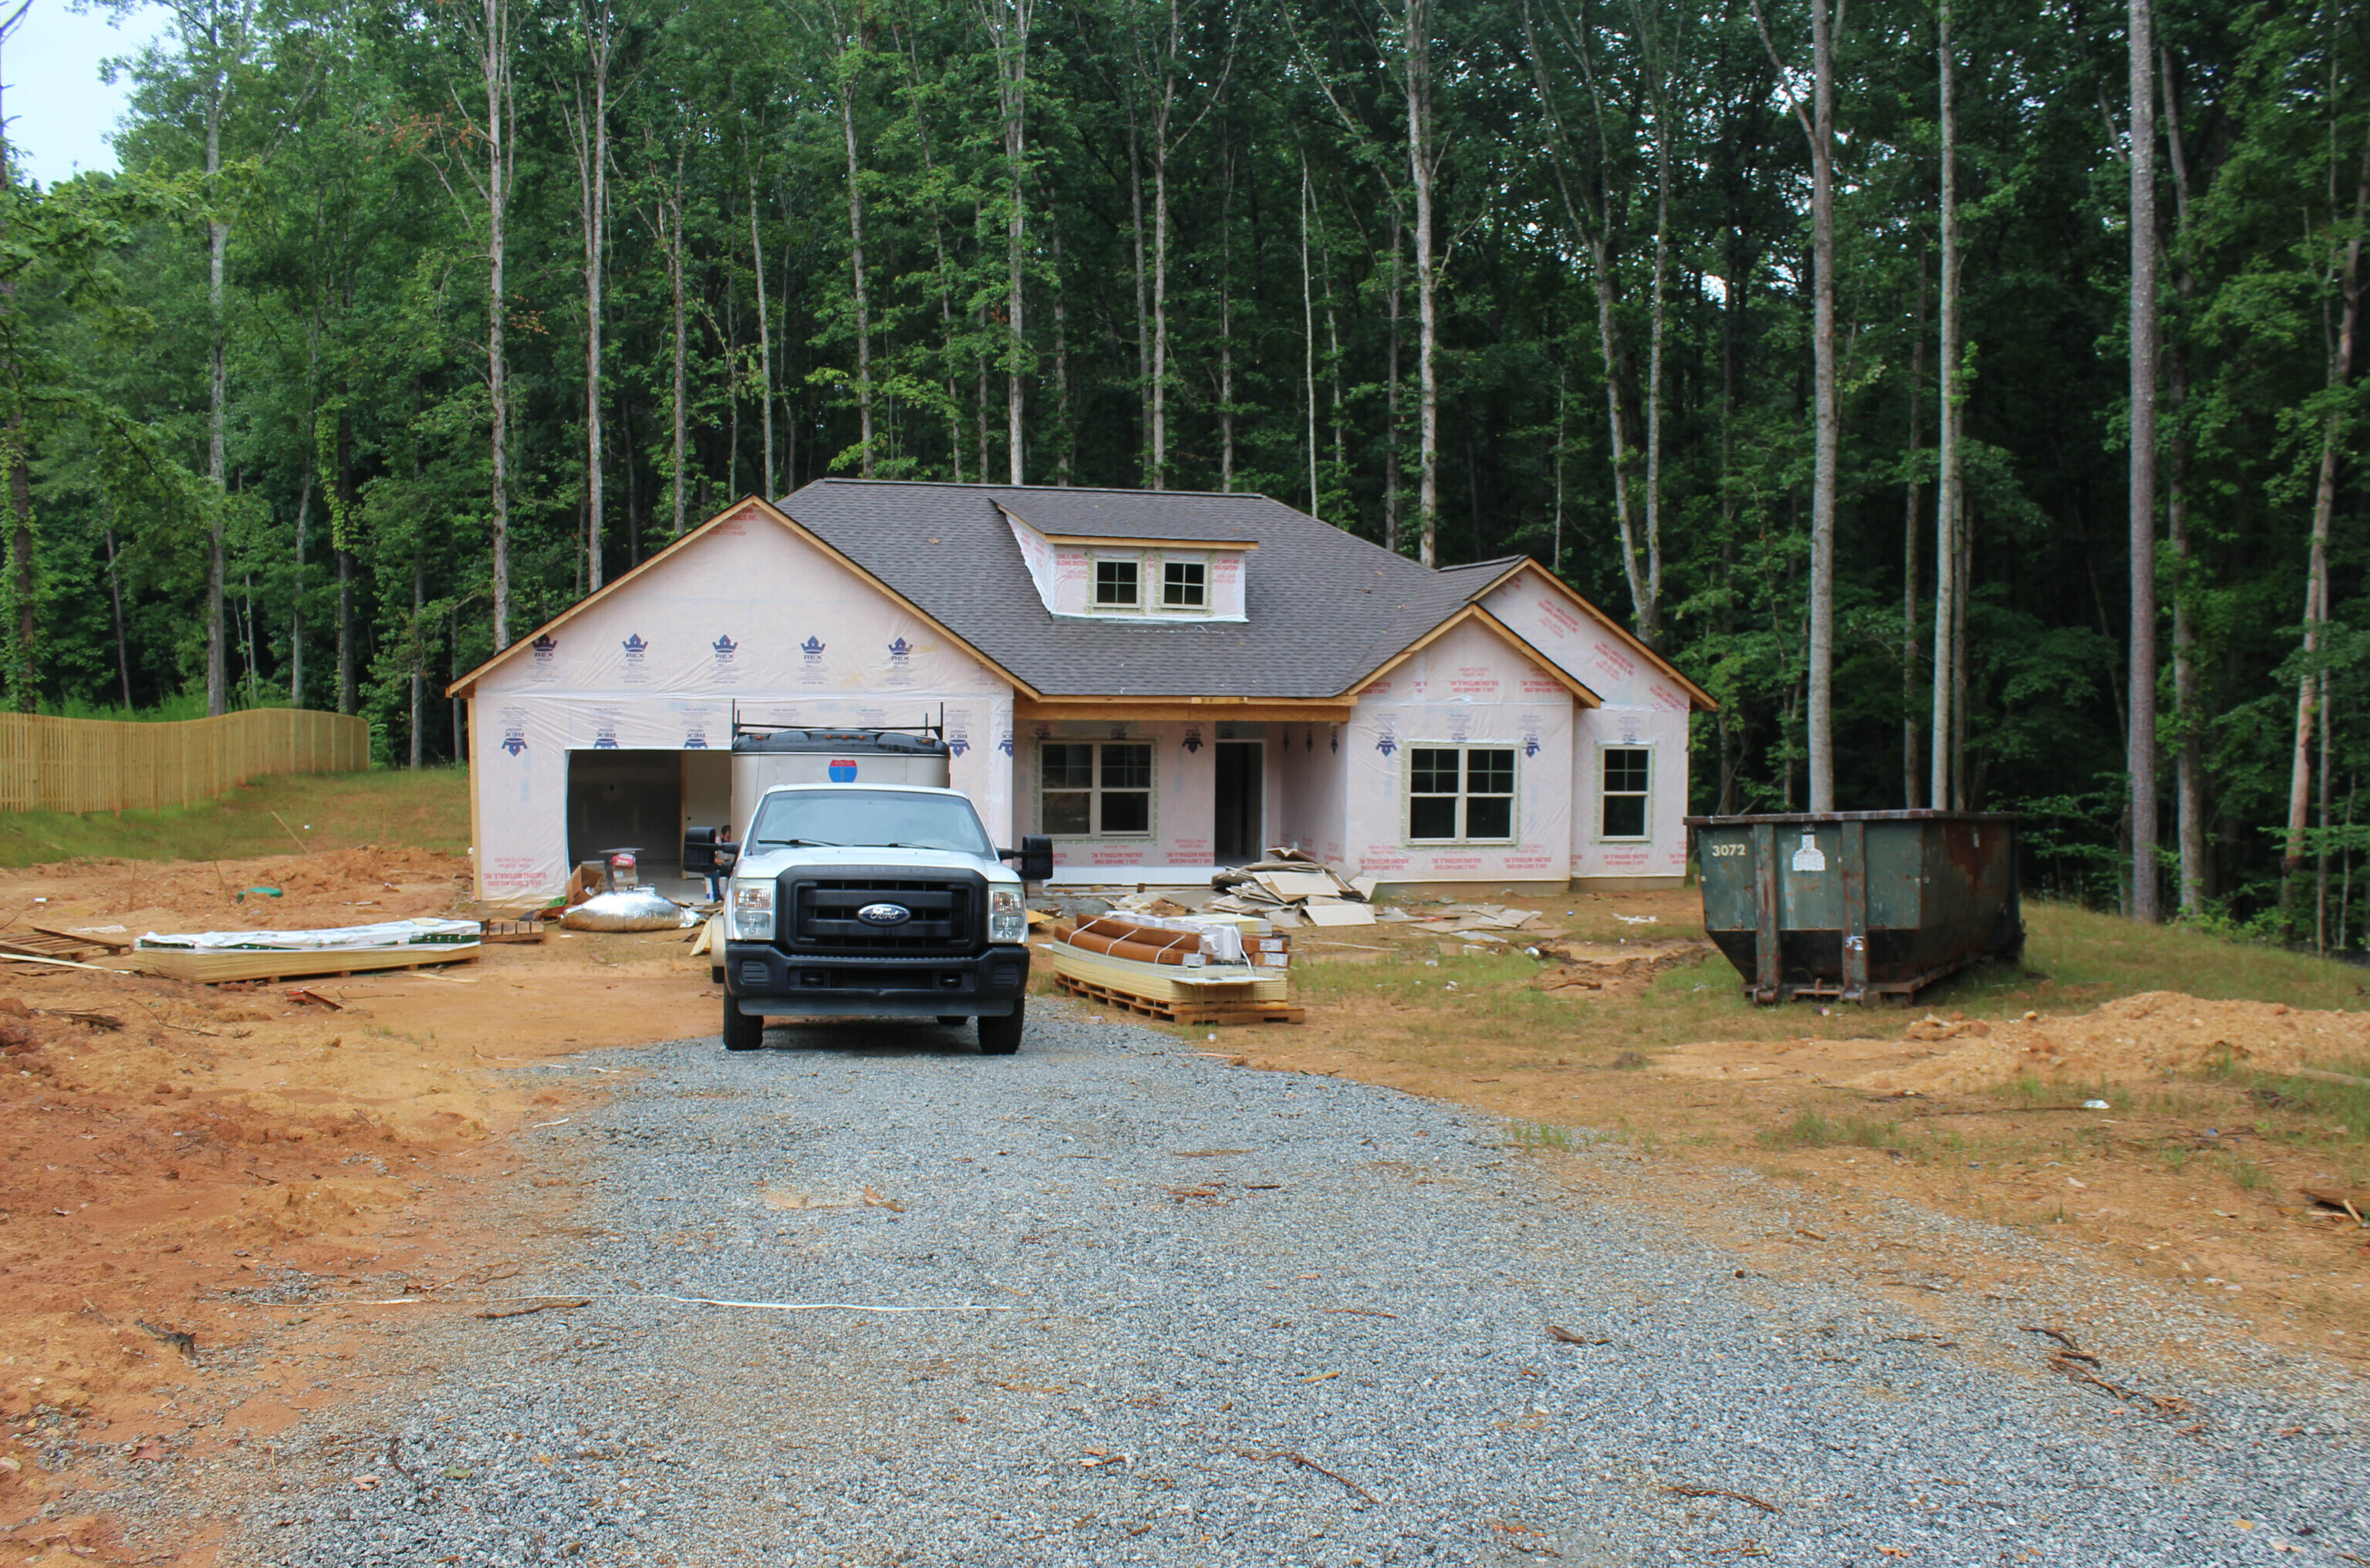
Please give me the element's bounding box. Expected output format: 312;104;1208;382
1791;831;1827;873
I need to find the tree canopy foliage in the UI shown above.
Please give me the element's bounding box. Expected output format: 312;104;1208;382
8;0;2370;929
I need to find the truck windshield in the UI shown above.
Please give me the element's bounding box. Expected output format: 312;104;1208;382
748;791;994;857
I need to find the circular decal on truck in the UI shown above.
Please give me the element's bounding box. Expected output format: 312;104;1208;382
856;903;911;926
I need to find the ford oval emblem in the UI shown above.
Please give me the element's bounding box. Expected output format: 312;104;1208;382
856;902;911;926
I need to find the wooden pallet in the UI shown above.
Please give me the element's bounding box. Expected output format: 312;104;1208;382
481;920;546;944
1055;973;1304;1026
0;929;120;965
133;942;482;986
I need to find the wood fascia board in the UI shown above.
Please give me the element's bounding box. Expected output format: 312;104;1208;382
991;499;1258;552
1345;601;1603;708
1478;559;1719;712
1344;604;1486;696
446;496;1040;701
1041;534;1259;551
1018;696;1354;723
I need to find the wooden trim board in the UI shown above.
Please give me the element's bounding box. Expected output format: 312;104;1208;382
135;943;483;985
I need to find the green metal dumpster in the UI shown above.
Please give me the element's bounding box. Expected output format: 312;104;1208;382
1685;811;2023;1006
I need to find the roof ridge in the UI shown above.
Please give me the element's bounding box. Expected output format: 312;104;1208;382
785;477;1282;504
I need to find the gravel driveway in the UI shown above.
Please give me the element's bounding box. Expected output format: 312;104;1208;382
258;1010;2367;1566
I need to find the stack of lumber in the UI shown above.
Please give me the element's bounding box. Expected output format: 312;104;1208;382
133;917;483;984
1038;911;1300;1026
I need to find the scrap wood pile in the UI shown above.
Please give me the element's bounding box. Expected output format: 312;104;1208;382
1038;909;1301;1027
1206;850;1383;927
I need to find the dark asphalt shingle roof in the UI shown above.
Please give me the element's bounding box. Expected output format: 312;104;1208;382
778;479;1509;699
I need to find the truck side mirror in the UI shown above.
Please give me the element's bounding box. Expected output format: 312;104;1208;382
1001;835;1054;882
683;827;736;877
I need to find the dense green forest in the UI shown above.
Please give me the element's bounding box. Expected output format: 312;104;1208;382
2;0;2365;932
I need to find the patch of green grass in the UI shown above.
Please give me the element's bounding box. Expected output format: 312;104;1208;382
1505;1120;1574;1152
1758;1108;1903;1151
0;765;470;867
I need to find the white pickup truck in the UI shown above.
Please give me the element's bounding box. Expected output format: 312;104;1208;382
687;781;1051;1056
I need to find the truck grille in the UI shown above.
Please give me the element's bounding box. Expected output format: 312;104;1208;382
791;878;975;953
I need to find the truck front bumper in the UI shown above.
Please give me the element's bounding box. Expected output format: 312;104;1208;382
723;942;1031;1019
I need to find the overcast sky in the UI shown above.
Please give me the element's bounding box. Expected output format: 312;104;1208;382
5;0;171;185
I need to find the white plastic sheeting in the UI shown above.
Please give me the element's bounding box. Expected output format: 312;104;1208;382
467;503;1015;900
137;917;481;952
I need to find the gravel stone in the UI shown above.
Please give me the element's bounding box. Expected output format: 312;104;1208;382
245;1010;2365;1565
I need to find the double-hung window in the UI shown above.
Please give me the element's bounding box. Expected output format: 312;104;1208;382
1599;747;1651;838
1094;558;1140;607
1408;746;1516;843
1041;742;1153;836
1162;559;1207;608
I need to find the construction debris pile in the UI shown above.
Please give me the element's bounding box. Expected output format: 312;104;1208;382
1206;851;1382;927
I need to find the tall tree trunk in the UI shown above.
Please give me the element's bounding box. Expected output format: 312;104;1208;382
1150;64;1173;489
573;8;611;592
204;42;229;716
99;524;131;709
1403;0;1439;566
2161;42;2205;912
410;564;424;769
336;423;354;715
839;50;875;477
666;142;687;534
1639;13;1672;649
1126;112;1150;477
748;163;775;498
1902;235;1927;809
1217;139;1236;491
2283;133;2370;903
290;467;309;708
1932;0;1963;810
1804;0;1839;813
1301;153;1318;511
481;0;512;646
7;420;29;709
1049;193;1071;484
1384;210;1403;553
2127;0;2161;920
980;0;1033;484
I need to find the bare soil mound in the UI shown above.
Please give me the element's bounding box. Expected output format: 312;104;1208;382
1851;990;2370;1094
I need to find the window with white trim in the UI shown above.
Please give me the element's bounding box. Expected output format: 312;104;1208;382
1408;746;1516;843
1094;558;1140;606
1041;742;1153;836
1162;559;1207;608
1599;747;1651;838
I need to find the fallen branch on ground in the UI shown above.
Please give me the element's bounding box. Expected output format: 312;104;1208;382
1237;1448;1376;1504
476;1297;591;1320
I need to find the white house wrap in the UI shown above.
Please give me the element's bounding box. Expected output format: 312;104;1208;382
450;487;1713;900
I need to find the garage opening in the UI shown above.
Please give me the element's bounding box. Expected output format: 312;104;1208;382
566;750;686;889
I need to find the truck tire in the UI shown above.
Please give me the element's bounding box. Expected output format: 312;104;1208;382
977;1000;1025;1056
936;1014;967;1027
722;998;765;1053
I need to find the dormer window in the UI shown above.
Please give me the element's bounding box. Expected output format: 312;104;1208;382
1163;560;1207;609
1095;559;1140;607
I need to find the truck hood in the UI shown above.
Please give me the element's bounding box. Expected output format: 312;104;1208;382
731;843;1016;883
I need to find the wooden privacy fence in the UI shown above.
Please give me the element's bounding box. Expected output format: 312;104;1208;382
0;709;372;814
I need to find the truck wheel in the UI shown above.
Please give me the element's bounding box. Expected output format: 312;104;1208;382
722;999;765;1053
936;1014;967;1027
977;1001;1025;1056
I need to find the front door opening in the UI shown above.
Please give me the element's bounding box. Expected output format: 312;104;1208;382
567;750;685;889
1213;741;1264;865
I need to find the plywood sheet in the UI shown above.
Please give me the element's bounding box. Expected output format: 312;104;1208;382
135;943;483;985
1038;940;1288;1006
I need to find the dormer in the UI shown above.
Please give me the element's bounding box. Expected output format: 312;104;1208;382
1001;503;1251;622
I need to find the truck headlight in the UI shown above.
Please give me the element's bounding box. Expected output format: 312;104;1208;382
988;888;1026;944
731;880;775;940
